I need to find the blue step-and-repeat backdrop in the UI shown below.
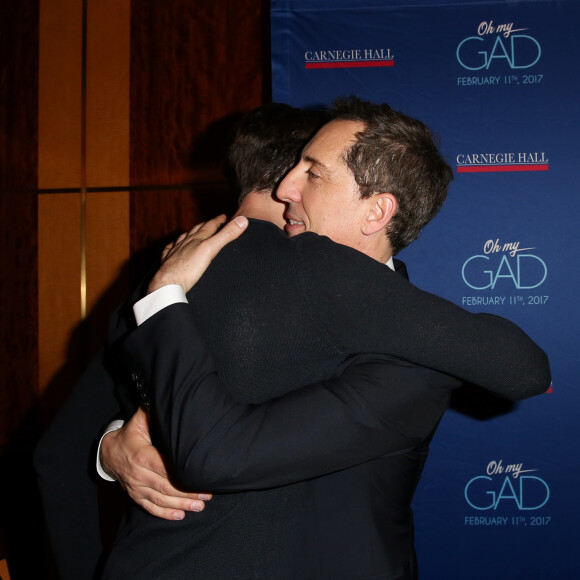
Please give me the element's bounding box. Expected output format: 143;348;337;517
271;1;579;578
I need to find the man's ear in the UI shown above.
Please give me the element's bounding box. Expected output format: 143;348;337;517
361;193;397;236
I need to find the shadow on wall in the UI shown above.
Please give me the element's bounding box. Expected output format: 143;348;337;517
0;110;246;578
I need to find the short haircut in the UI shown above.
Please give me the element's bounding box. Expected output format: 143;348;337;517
331;96;453;255
228;103;328;203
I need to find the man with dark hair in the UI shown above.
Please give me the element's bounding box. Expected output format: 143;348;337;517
99;98;549;578
331;97;452;253
280;97;451;255
33;103;327;580
228;102;329;204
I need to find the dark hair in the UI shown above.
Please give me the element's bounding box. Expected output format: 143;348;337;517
331;97;453;255
228;103;328;203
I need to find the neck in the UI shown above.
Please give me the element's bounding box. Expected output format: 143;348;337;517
235;191;286;229
357;235;393;264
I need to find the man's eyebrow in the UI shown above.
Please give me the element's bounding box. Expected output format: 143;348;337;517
302;154;332;176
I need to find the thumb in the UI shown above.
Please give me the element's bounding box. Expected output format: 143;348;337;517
203;215;248;258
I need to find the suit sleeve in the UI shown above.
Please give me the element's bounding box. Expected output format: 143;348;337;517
294;235;551;400
120;302;458;492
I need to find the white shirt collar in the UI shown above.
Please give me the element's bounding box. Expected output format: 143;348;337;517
386;257;395;271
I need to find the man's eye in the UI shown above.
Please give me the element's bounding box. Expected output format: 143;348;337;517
307;169;321;180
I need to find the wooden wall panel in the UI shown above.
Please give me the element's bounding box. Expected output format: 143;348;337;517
0;0;39;193
38;0;131;402
37;0;84;412
0;0;39;452
1;0;266;574
85;0;131;351
38;0;82;190
130;0;265;188
37;193;83;403
86;0;130;188
0;189;38;446
0;2;43;575
85;191;130;353
129;0;266;264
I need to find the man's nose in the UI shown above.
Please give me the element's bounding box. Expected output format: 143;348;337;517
276;168;301;203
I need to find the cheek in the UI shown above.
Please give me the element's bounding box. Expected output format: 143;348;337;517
322;211;351;236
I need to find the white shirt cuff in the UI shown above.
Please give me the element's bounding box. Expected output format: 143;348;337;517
96;420;126;481
133;285;188;326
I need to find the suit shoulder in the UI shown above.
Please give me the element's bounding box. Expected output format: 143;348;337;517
291;232;403;287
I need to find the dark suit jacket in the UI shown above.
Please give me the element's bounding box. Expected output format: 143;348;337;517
120;305;459;579
102;220;549;579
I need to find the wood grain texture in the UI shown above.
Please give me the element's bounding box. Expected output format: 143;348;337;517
0;2;46;576
0;0;39;193
37;193;83;396
129;184;237;285
130;0;265;186
0;0;39;450
86;0;130;188
38;0;83;190
0;0;266;574
85;191;130;353
129;0;265;286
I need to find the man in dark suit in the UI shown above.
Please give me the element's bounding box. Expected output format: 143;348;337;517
99;98;550;578
32;103;328;578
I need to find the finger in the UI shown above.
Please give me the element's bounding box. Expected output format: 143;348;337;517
135;498;187;521
174;232;188;244
126;459;197;498
199;216;248;259
147;214;244;294
189;214;227;239
162;231;189;260
188;221;207;235
137;488;207;511
154;478;203;499
161;246;172;261
165;233;187;254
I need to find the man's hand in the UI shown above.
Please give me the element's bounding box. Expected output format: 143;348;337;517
100;408;212;521
148;214;248;294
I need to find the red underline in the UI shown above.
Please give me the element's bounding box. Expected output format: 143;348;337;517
457;164;549;173
305;60;394;69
